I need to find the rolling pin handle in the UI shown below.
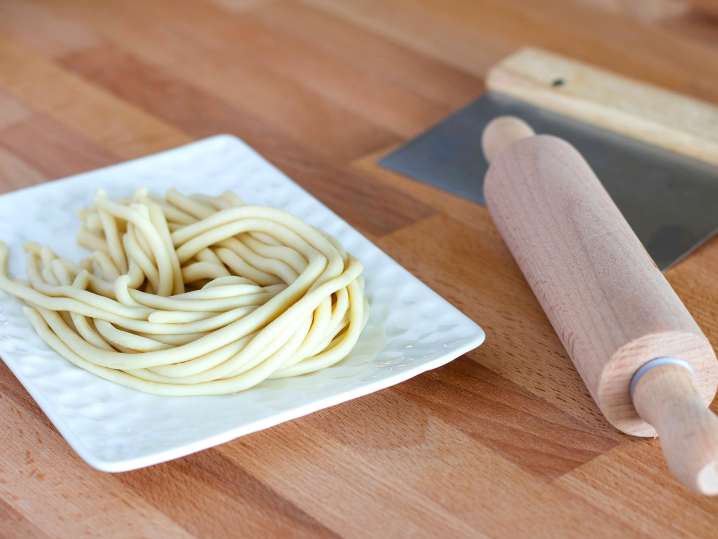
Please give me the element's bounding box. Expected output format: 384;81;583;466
632;360;718;495
481;116;535;163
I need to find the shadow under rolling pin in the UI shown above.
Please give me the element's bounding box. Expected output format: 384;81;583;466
482;116;718;495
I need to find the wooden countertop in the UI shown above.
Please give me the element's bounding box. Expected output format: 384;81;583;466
1;1;717;537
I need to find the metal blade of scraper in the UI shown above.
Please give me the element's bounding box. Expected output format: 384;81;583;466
379;92;718;270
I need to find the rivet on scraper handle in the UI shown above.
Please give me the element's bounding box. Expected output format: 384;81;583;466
482;116;718;495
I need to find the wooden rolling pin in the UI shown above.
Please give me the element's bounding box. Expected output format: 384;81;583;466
482;116;718;495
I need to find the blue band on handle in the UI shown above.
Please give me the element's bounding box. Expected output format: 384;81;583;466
629;357;695;396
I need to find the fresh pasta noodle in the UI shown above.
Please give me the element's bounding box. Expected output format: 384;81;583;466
0;188;368;395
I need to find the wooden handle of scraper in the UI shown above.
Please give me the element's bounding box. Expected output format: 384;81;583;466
482;116;718;495
486;47;718;168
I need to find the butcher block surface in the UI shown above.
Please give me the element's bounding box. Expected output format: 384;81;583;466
0;0;717;537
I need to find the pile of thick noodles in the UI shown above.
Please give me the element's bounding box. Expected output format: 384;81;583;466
0;188;367;395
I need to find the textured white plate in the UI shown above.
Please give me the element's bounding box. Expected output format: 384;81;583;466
0;135;485;471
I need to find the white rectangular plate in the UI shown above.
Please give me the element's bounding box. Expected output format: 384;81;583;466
0;135;485;471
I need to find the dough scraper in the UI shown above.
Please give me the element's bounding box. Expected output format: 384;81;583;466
380;48;718;270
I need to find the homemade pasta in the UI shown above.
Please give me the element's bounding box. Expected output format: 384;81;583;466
0;188;368;395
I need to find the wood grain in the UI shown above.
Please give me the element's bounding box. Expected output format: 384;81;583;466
246;1;483;110
395;359;619;478
0;35;187;159
58;43;436;237
307;0;718;102
376;214;620;437
0;0;102;59
557;440;718;539
218;392;632;538
117;451;337;538
0;0;716;536
39;0;401;163
0;497;51;539
0;364;195;538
